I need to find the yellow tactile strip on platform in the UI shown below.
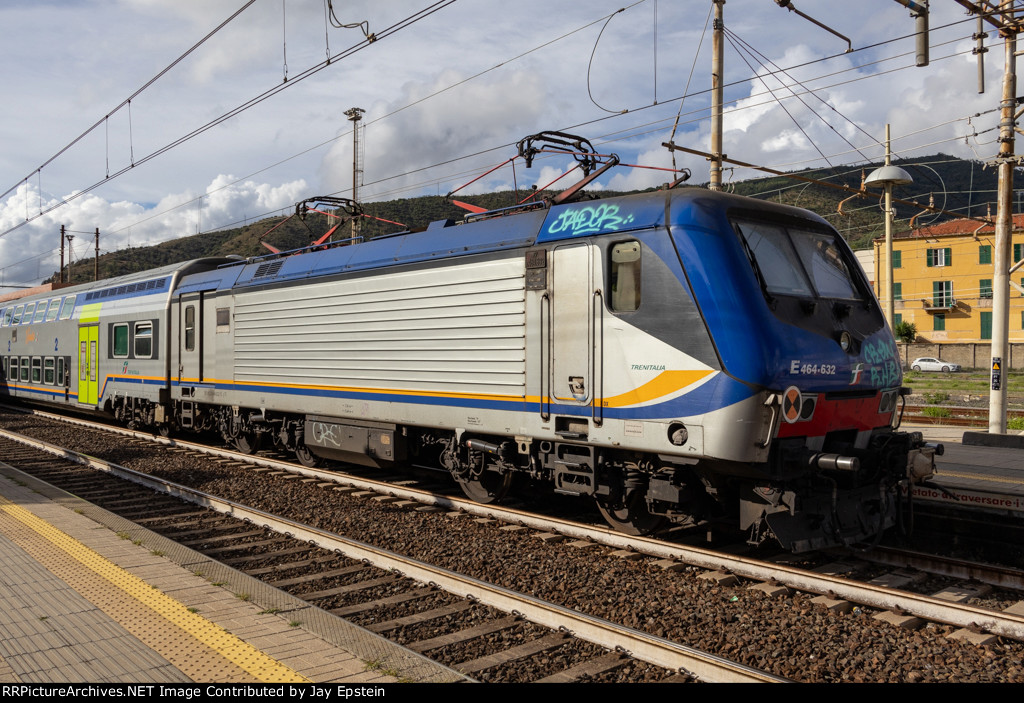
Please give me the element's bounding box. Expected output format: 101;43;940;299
0;493;310;683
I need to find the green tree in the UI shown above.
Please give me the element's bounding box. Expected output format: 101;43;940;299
893;320;917;343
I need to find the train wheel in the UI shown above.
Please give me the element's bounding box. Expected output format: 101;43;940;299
456;469;513;504
233;433;262;455
294;444;322;468
595;490;665;536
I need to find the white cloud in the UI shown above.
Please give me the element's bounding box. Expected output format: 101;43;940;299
0;175;307;290
320;68;549;199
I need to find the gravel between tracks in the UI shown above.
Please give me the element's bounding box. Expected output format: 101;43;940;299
4;411;1023;683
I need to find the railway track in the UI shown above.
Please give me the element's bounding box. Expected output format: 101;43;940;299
0;423;782;683
2;406;1024;681
902;404;1024;427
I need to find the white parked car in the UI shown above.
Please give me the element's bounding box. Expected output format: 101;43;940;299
910;357;961;372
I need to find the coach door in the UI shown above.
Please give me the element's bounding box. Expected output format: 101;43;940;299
178;293;204;384
550;244;600;413
77;324;98;406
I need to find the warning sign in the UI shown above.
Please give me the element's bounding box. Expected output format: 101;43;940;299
783;386;802;424
992;357;1002;391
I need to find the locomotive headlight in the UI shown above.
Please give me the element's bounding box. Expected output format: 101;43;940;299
839;331;852;353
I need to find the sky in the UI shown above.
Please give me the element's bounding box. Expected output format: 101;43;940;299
0;0;1014;289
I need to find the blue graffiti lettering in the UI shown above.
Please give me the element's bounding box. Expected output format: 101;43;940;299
547;203;634;237
862;338;898;365
858;338;901;387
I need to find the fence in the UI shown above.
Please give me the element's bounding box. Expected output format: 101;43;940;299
897;343;1024;370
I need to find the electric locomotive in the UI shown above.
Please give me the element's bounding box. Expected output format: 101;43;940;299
0;136;938;551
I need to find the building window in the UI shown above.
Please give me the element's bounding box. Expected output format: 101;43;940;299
1015;243;1024;263
893;282;902;301
926;247;952;267
981;311;992;340
980;245;992;264
892;250;901;269
894;313;902;326
934;313;945;331
932;281;953;307
980;279;993;299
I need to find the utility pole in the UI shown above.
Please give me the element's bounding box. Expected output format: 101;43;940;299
344;107;365;238
988;0;1018;435
65;234;75;284
59;225;66;284
709;0;724;190
94;227;100;281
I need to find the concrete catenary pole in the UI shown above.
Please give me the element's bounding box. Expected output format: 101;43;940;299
709;0;724;190
989;0;1016;434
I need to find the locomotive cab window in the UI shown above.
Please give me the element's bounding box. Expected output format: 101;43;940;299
216;308;230;333
609;240;641;312
733;219;863;301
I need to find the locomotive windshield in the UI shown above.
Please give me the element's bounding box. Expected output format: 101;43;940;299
733;219;863;301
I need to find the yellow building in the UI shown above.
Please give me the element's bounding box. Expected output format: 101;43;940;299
872;214;1024;342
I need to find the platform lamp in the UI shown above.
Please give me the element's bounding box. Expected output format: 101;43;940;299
865;125;913;330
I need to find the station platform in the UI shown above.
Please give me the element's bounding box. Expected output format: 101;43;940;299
904;423;1024;517
0;463;465;684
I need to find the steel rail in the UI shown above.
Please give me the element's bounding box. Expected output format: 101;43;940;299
7;406;1024;642
0;424;786;684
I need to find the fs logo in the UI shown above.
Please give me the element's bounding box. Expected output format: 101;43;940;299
849;363;865;385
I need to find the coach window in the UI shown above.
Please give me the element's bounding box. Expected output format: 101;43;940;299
112;323;129;358
0;308;5;327
20;356;29;382
185;305;196;352
135;322;153;358
609;241;642;312
58;294;77;320
32;302;47;323
57;357;66;386
45;299;60;322
31;357;41;383
21;302;35;324
10;357;18;382
12;305;24;325
2;307;11;326
44;357;55;385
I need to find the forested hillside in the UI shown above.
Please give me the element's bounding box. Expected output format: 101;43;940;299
48;154;1002;286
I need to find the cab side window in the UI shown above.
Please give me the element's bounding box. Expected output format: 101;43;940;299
609;241;642;312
